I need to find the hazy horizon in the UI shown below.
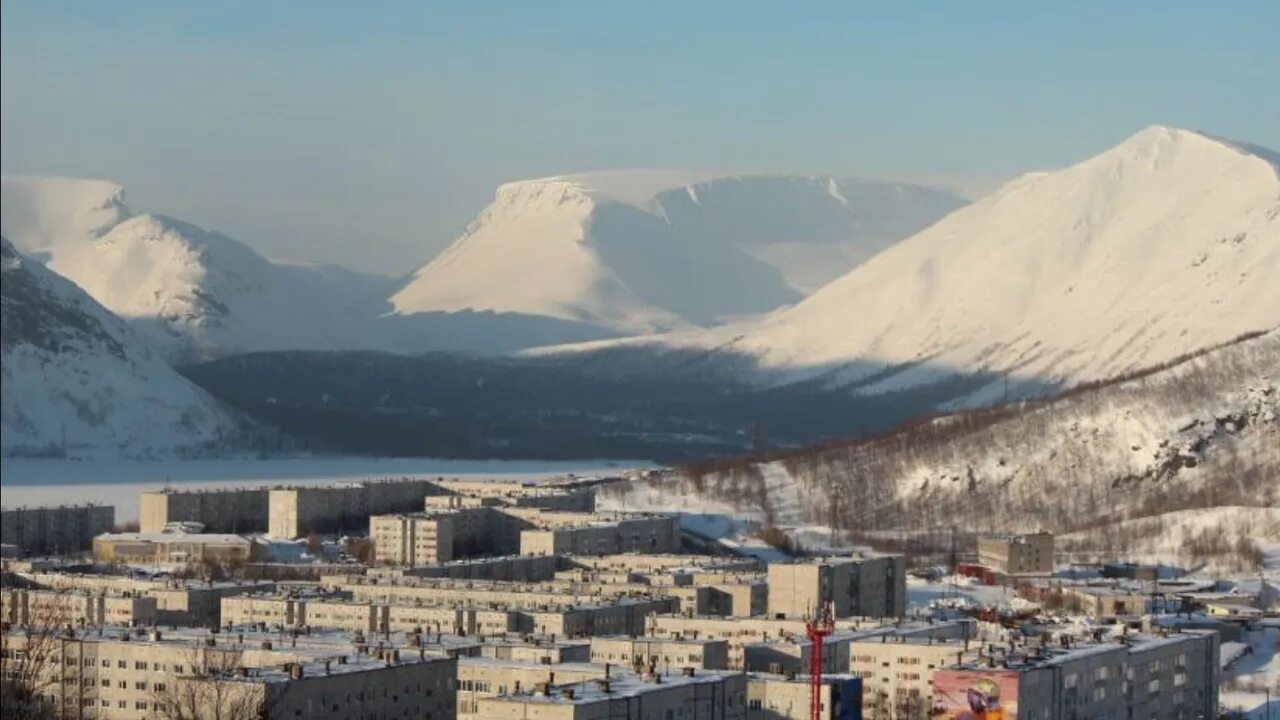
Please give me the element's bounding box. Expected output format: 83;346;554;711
3;2;1278;274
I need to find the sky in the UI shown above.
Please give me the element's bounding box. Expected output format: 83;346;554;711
3;2;1278;275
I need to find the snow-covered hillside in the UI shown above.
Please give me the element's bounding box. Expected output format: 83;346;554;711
563;127;1280;401
619;330;1279;565
1;176;397;361
391;172;963;334
0;237;248;457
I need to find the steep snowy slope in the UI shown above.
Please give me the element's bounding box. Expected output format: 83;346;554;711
2;177;397;361
0;237;247;457
614;330;1279;563
390;172;963;333
584;127;1280;398
742;126;1280;395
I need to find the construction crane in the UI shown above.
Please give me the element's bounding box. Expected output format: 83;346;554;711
805;597;835;720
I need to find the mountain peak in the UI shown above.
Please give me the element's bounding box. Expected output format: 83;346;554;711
1110;125;1280;173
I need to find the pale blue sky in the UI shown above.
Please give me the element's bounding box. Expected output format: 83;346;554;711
3;2;1277;273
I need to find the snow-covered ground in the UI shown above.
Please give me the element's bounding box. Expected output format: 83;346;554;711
1060;506;1280;573
0;457;648;523
1220;623;1280;719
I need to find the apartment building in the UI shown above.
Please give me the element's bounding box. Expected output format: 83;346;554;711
645;615;974;673
457;658;607;719
475;668;748;720
747;673;863;720
434;478;600;512
519;513;681;556
566;553;762;575
389;553;562;582
475;636;591;664
521;598;678;638
370;507;508;566
589;635;731;671
977;532;1055;575
93;532;258;566
2;587;159;627
930;630;1218;720
268;478;444;538
140;488;267;534
767;554;906;619
18;572;274;626
743;629;873;676
1;626;457;720
1067;586;1149;620
849;635;978;718
220;595;305;627
1;504;115;555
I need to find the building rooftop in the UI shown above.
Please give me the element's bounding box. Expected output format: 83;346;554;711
481;668;740;705
96;531;251;545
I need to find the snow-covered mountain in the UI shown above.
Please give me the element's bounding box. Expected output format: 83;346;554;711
1;176;398;362
564;127;1280;402
0;237;248;457
390;172;964;334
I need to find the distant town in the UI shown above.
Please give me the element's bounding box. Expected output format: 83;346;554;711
3;472;1270;720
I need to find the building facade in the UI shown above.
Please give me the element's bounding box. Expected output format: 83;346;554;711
767;555;906;619
1;505;115;555
977;532;1055;575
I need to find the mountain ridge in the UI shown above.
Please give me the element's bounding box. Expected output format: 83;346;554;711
0;236;250;457
542;125;1280;409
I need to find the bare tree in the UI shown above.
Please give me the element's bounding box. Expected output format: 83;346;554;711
149;646;271;720
0;592;79;720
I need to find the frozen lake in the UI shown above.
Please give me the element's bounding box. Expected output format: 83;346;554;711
0;457;649;524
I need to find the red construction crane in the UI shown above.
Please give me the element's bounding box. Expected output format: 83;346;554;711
805;597;834;720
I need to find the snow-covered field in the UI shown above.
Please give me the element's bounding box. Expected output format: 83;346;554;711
0;457;648;523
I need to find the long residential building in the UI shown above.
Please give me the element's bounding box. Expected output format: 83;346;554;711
14;572;274;627
1;504;115;555
268;478;446;538
930;630;1219;720
1;587;159;627
139;488;268;534
1;626;457;720
475;667;749;720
